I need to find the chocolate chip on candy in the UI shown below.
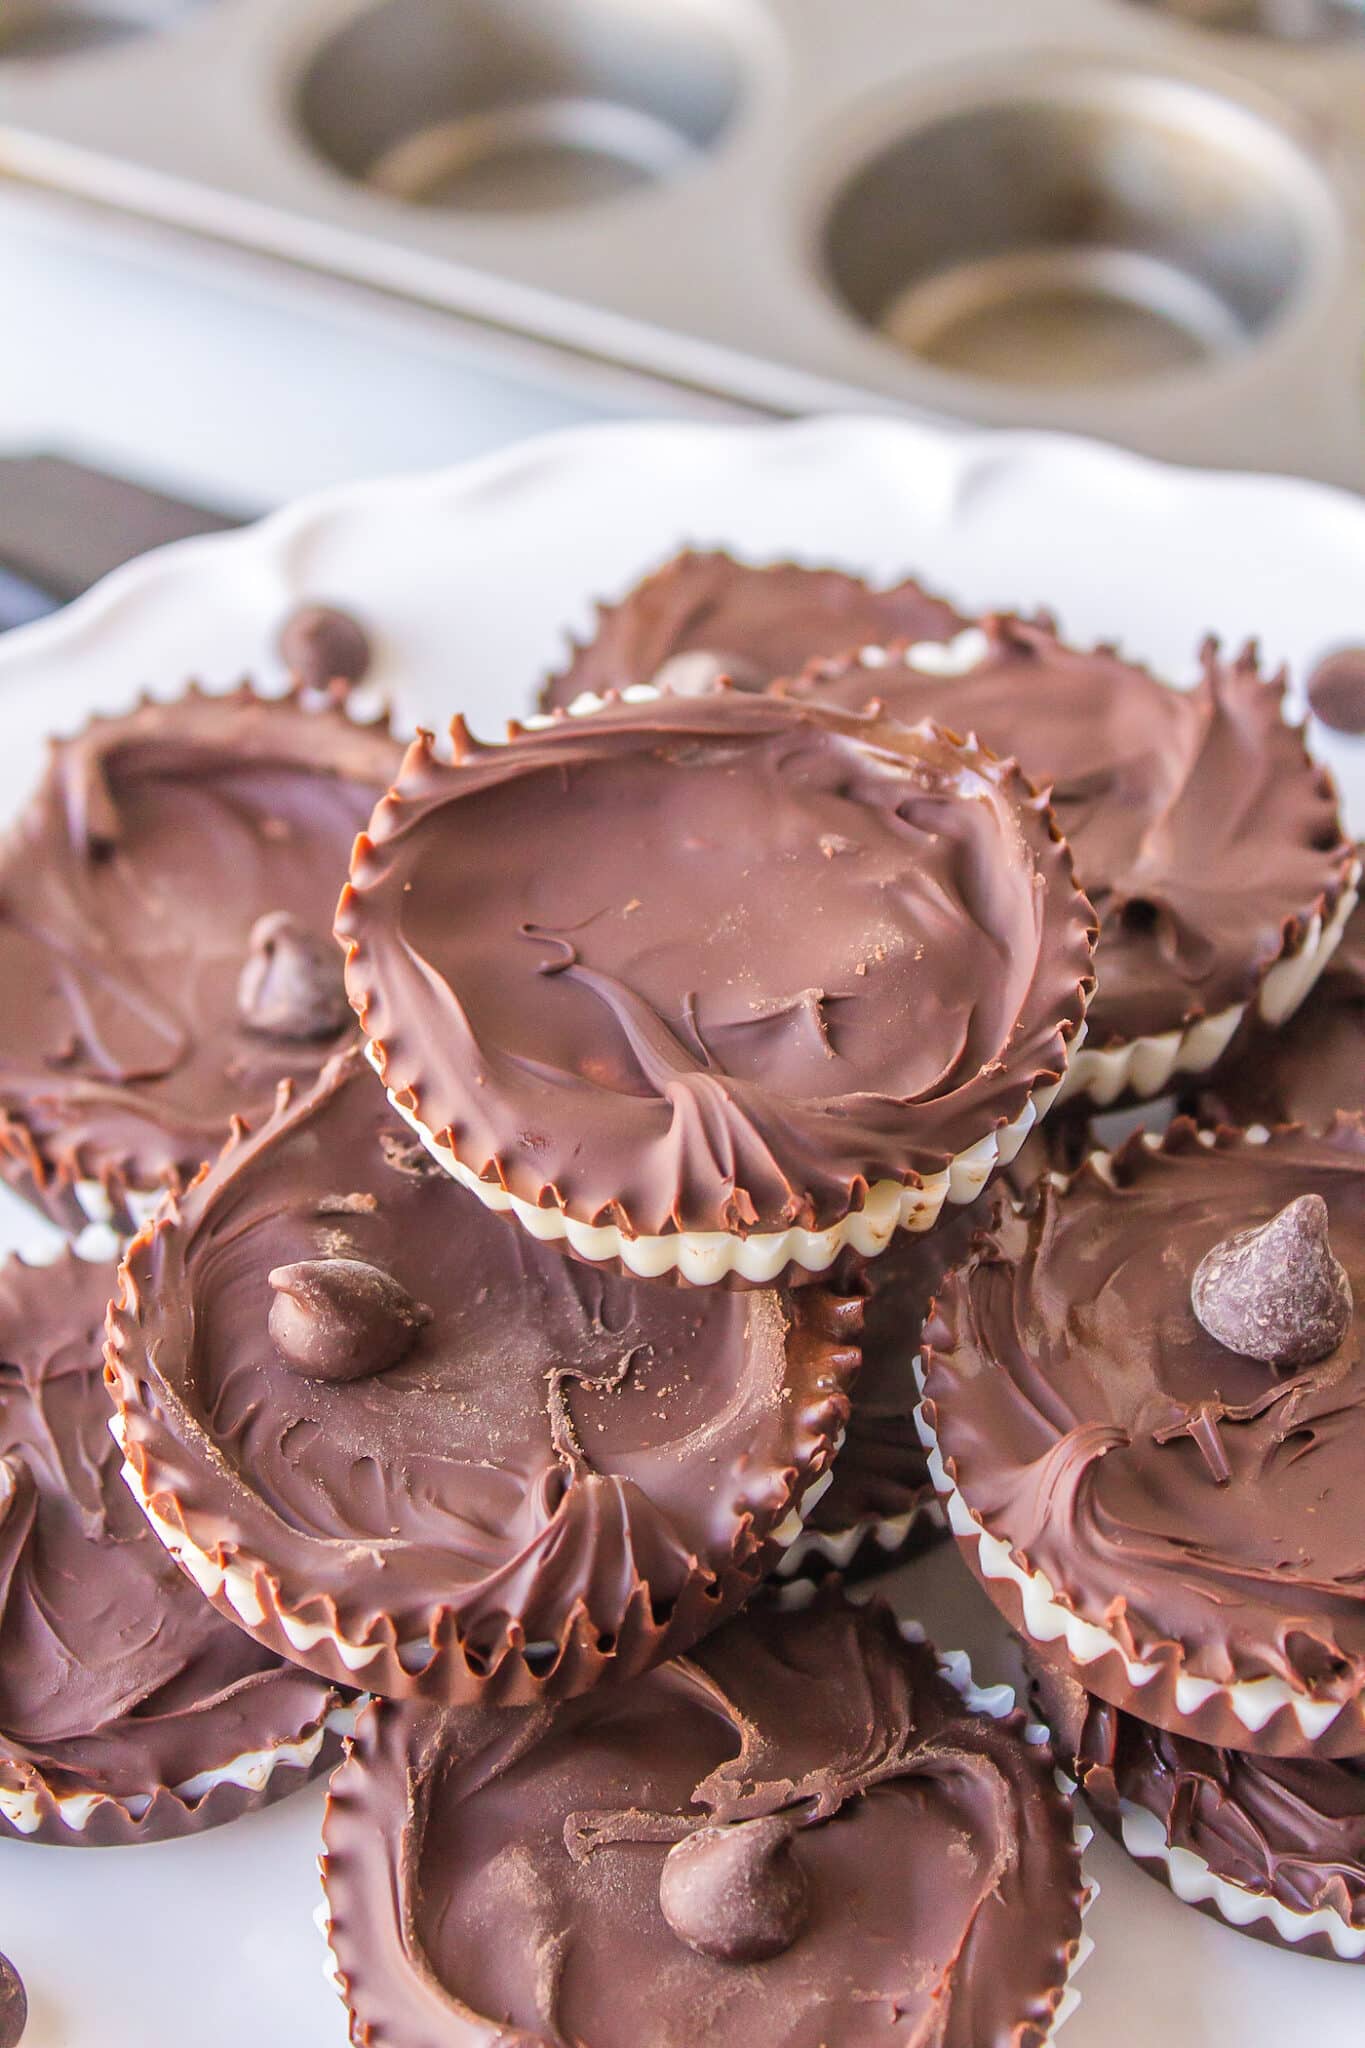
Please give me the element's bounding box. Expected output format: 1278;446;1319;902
0;1951;26;2048
658;1817;809;1963
1307;646;1365;737
268;1257;432;1381
237;912;351;1042
279;602;372;702
1191;1193;1353;1370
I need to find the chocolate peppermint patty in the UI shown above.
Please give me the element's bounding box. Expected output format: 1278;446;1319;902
338;692;1094;1273
538;549;966;711
0;1251;342;1847
106;1049;859;1705
1192;870;1365;1132
785;622;1356;1073
0;685;401;1230
322;1590;1088;2048
1036;1663;1365;1963
921;1120;1365;1756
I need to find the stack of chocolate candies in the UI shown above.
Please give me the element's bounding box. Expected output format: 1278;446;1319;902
100;552;1106;2043
546;548;1365;1975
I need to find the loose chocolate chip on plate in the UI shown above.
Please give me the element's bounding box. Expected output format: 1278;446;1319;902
1307;647;1365;736
279;602;372;700
0;1950;27;2048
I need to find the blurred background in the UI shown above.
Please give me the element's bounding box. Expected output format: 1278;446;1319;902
0;0;1361;610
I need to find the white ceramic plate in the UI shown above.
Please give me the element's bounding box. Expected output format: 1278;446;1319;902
0;416;1361;2048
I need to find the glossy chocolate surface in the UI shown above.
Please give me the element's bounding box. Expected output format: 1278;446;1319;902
323;1592;1085;2048
0;1252;334;1836
107;1051;858;1703
788;623;1352;1049
924;1123;1365;1706
0;686;400;1212
339;693;1094;1238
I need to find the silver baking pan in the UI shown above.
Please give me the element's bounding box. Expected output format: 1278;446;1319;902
1;0;1362;483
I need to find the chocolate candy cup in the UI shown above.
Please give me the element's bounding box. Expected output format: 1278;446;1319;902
0;1250;344;1848
1036;1663;1365;1964
786;622;1358;1108
537;548;966;712
106;1049;860;1705
1190;862;1365;1133
320;1589;1092;2048
337;692;1095;1283
0;683;400;1234
920;1119;1365;1758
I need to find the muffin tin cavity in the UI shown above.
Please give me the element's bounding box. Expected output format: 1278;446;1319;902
823;71;1331;389
0;0;1359;479
1122;0;1365;44
0;0;190;60
294;0;745;213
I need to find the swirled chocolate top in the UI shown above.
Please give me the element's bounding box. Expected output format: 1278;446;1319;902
338;694;1095;1239
106;1051;858;1705
784;623;1354;1050
0;1252;335;1817
1037;1662;1364;1934
923;1121;1365;1707
538;550;966;711
1193;873;1364;1132
0;685;401;1209
322;1590;1086;2048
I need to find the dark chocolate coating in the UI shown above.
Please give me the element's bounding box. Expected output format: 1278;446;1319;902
0;1252;339;1846
923;1121;1365;1755
538;550;965;711
0;686;401;1225
106;1050;859;1705
1191;878;1365;1132
802;1201;985;1553
1036;1662;1364;1958
786;623;1353;1052
338;693;1095;1241
322;1591;1087;2048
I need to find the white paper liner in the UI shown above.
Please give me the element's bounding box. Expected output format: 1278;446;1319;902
773;1496;946;1579
1057;862;1361;1108
370;1040;1072;1285
111;1410;829;1678
71;1177;167;1235
315;1615;1096;2041
913;1371;1350;1744
521;626;998;729
0;1702;354;1838
1117;1798;1365;1961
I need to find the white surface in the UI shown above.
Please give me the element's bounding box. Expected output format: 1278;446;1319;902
0;416;1362;2045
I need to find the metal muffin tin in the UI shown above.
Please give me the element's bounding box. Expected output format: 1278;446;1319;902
1;0;1363;483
